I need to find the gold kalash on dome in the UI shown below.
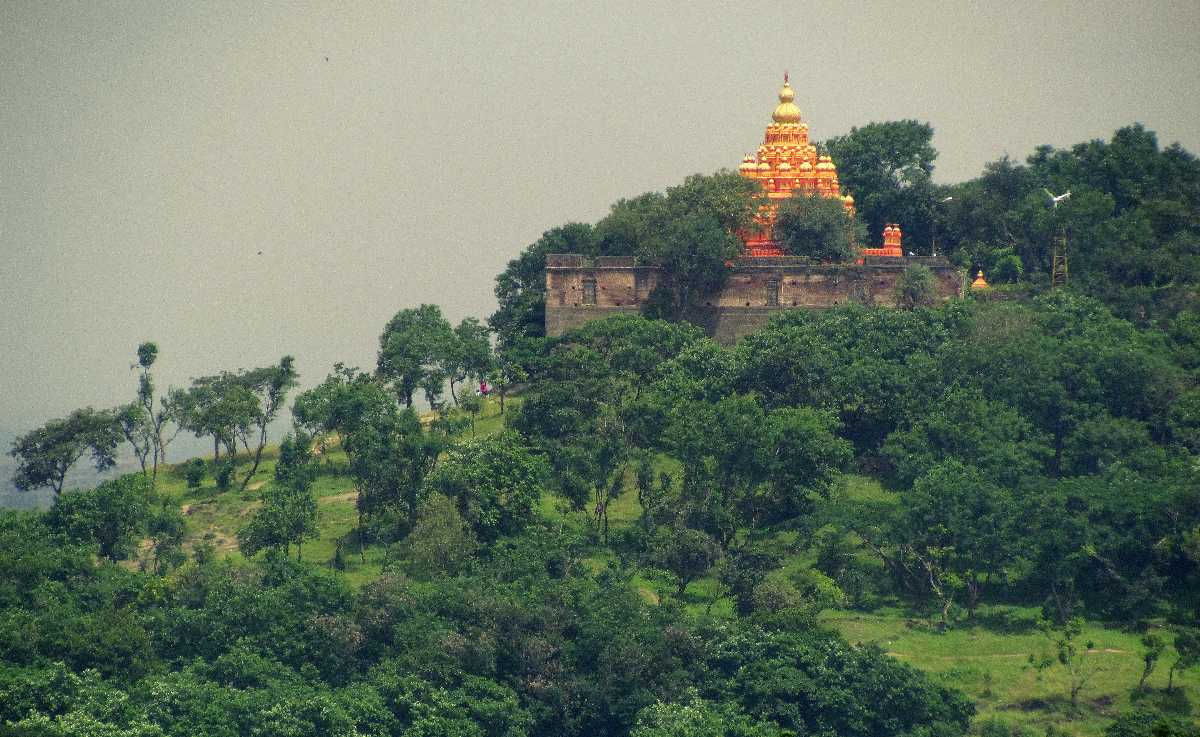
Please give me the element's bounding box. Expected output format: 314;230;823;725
737;74;902;259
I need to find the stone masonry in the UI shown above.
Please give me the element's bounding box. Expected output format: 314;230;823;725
545;255;964;345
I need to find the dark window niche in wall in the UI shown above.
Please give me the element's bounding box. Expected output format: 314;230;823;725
767;279;780;306
582;278;597;305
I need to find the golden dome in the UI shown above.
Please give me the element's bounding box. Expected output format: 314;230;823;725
757;161;770;172
842;193;854;205
778;161;792;171
972;270;990;290
799;161;813;172
772;80;802;124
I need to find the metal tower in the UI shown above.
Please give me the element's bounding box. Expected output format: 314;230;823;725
1051;229;1068;288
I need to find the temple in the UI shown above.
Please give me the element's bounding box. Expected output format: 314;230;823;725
736;74;857;256
735;75;903;259
544;75;960;344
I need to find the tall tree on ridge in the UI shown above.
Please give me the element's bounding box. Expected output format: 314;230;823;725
9;407;123;499
116;341;181;484
236;356;299;490
823;120;938;249
377;304;455;408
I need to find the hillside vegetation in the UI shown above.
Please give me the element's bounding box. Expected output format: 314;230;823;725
4;122;1200;737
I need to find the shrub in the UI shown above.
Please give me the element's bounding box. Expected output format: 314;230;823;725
184;458;206;489
215;461;235;491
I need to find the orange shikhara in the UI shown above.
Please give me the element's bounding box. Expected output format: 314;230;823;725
737;74;857;257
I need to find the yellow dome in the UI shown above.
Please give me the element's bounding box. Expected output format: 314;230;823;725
772;81;802;124
799;161;813;172
842;193;854;205
778;161;792;171
757;161;770;172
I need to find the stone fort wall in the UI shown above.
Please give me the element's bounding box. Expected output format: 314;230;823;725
545;254;964;345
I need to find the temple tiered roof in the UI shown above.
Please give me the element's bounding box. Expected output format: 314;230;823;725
737;74;856;256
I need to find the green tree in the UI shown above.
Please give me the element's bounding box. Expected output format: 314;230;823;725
758;406;852;523
718;543;785;617
377;304;455;408
234;356;299;491
1106;708;1200;737
425;432;547;542
237;476;319;560
641;212;739;321
145;495;186;573
652;525;720;597
868;461;1018;625
1138;632;1165;692
1168;627;1200;692
1031;617;1103;710
774;192;862;261
170;372;256;462
630;172;760;320
447;317;493;406
663;396;850;546
882;388;1052;488
274;430;316;488
348;408;443;555
117;342;180;485
292;364;396;460
172;356;301;478
9;407;122;498
46;473;154;562
938;125;1200;321
457;392;483;436
486;354;527;416
823;120;939;248
894;263;937;309
183;458;205;489
734;302;972;453
396;493;478;579
632;695;779;737
490;222;596;346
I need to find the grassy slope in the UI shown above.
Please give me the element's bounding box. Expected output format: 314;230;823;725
152;398;1197;736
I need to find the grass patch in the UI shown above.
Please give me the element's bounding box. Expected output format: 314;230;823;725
821;606;1199;736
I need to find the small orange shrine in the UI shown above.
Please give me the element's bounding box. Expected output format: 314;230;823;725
737;75;902;259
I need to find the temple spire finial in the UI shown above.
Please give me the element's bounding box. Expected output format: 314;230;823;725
784;70;788;84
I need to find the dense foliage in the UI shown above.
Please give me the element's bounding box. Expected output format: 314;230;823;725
510;295;1199;627
931;125;1200;321
0;503;973;737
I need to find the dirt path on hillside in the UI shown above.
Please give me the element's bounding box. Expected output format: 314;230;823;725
320;490;358;505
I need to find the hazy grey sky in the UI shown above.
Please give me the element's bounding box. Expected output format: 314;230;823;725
2;0;1199;442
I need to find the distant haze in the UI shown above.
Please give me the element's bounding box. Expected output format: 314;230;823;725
3;1;1199;498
